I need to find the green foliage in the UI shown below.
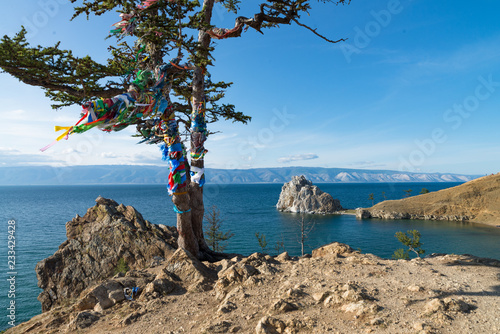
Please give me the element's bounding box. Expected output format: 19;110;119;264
204;206;234;252
0;1;248;125
255;232;268;253
393;230;425;259
420;188;430;194
273;236;285;255
114;258;129;275
368;193;374;206
404;189;413;198
381;191;386;200
392;248;410;260
0;28;126;108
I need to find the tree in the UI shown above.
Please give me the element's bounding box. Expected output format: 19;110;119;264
0;0;350;260
368;193;374;206
392;229;425;259
273;237;285;255
381;191;386;201
297;216;315;256
420;188;429;194
391;248;409;260
404;189;413;198
204;205;234;252
255;232;268;253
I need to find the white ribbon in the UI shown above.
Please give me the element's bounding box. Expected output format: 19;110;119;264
190;166;205;184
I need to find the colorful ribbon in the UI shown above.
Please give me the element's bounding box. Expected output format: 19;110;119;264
173;205;190;214
190;166;205;186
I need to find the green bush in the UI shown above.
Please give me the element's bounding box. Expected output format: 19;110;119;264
114;257;129;275
392;230;425;259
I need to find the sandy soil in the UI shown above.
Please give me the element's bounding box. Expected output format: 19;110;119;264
10;243;500;334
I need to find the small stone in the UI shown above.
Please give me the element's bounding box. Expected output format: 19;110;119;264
121;311;143;326
443;297;473;313
312;292;328;302
370;318;384;326
255;316;286;334
408;285;423;292
203;320;232;334
413;322;425;331
423;298;445;315
218;301;237;314
269;299;298;314
341;301;367;315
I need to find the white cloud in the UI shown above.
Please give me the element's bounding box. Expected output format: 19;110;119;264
348;161;387;169
209;133;238;141
278;153;319;163
0;148;63;166
0;109;28;121
100;152;119;159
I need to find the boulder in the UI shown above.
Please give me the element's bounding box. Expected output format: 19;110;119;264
36;197;178;312
312;242;354;258
164;247;217;292
276;175;343;214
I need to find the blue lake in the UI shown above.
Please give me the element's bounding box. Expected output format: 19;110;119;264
0;182;499;330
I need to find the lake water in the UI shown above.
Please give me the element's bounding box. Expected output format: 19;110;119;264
0;182;499;330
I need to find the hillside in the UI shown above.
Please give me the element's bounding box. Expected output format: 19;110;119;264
357;173;500;226
0;165;480;185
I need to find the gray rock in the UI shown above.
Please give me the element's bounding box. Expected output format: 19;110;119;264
276;175;342;214
269;299;299;314
70;311;100;329
36;197;178;312
203;320;232;334
255;316;286;334
356;208;472;222
121;311;144;326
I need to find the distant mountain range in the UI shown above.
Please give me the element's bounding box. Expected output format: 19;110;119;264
0;165;482;185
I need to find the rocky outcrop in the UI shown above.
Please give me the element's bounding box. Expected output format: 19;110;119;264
356;173;500;226
276;175;342;214
35;197;178;312
356;208;472;222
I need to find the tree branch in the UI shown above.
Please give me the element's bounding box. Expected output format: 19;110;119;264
207;1;346;44
290;17;347;43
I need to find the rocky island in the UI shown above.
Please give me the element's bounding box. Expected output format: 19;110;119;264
276;175;343;214
6;197;500;334
356;173;500;226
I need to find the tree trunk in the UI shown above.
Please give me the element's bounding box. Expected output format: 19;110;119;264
189;0;215;259
174;192;199;256
177;0;237;261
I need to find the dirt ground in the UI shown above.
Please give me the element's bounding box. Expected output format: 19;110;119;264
11;243;500;334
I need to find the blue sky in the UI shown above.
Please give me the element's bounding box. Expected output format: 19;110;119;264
1;0;500;175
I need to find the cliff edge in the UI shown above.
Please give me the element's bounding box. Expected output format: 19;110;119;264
35;197;178;312
356;173;500;226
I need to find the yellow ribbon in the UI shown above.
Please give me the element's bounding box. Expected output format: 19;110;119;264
54;126;73;141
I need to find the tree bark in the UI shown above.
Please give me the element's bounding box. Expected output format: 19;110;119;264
190;0;216;260
174;192;199;257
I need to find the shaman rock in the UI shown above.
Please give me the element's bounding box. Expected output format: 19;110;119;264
35;197;178;312
276;175;342;214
